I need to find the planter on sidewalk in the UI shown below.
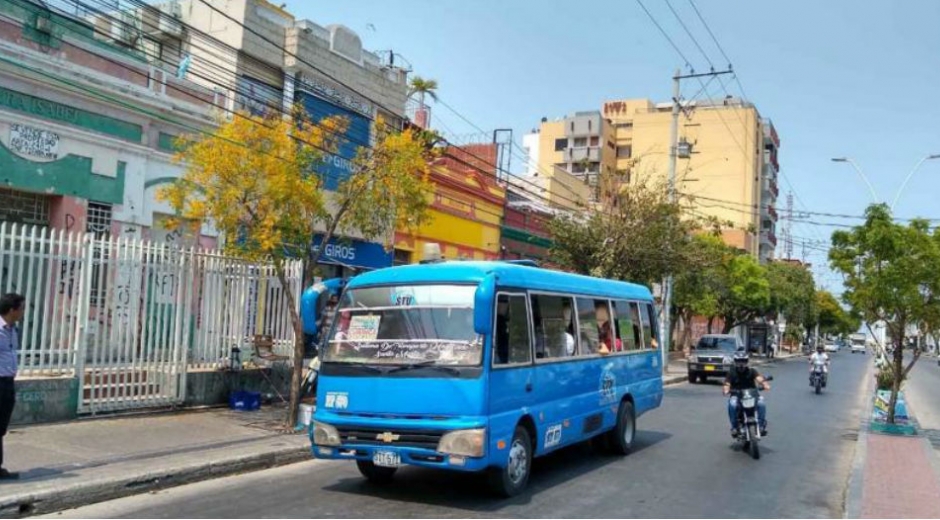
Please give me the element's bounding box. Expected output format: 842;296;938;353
869;389;917;436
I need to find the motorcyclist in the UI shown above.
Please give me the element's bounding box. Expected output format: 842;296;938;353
809;345;830;386
722;350;770;437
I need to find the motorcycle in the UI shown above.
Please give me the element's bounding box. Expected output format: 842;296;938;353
731;375;773;460
810;364;826;394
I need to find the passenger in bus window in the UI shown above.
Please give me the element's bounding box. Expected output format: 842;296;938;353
561;300;577;356
595;301;613;355
495;297;510;364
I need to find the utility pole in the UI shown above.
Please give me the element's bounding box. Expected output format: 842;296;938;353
662;67;733;373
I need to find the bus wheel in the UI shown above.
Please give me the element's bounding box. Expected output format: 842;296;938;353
606;400;636;456
489;426;532;497
356;460;397;485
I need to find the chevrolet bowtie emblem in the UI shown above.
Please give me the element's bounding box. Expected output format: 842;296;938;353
376;432;400;443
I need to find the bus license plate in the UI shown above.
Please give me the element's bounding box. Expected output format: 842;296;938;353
373;451;400;468
704;365;715;371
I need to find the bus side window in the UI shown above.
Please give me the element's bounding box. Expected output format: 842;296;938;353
595;300;614;353
629;302;644;349
531;294;577;359
613;300;638;351
494;294;532;366
575;298;601;355
640;302;655;349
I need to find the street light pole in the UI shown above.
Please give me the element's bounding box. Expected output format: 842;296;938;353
831;157;879;204
662;68;680;375
891;154;940;210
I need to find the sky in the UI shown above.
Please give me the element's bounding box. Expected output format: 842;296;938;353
285;0;940;292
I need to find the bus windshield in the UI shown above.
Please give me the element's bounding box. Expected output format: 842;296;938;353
322;284;481;366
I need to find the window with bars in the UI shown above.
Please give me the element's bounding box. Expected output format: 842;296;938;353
87;202;113;307
86;202;113;237
0;188;50;226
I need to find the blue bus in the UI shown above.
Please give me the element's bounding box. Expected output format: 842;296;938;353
310;261;663;496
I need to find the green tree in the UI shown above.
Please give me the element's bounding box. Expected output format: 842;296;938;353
162;110;436;426
548;175;693;287
813;290;860;337
714;253;771;334
829;204;940;423
673;234;726;346
765;261;817;333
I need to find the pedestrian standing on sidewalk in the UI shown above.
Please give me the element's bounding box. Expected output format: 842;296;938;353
0;293;25;481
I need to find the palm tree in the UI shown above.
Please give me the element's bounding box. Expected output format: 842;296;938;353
407;76;438;108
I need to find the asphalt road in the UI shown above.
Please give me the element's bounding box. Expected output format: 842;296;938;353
47;353;872;519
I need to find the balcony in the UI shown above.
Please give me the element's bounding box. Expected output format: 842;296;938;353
569;147;601;162
764;149;779;173
762;204;778;222
761;230;778;248
762;176;779;199
763;119;780;148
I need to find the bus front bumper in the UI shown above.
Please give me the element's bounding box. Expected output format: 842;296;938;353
312;443;490;472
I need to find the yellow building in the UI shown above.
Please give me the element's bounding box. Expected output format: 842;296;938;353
394;144;506;263
528;98;780;262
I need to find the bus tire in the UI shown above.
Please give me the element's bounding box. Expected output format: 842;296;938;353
356;460;397;485
488;426;532;497
606;400;636;456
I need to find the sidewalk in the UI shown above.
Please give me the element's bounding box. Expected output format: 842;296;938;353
845;361;940;518
0;406;312;518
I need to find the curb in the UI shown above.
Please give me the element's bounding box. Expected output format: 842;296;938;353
0;446;312;518
844;359;875;519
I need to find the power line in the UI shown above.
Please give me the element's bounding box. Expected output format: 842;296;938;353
70;0;596;214
687;0;732;67
636;0;692;70
665;0;715;69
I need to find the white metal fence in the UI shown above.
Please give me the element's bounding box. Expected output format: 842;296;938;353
0;223;302;414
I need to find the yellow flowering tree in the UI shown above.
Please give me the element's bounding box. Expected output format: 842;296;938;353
160;110;436;426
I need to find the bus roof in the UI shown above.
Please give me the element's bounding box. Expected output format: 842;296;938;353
346;261;654;301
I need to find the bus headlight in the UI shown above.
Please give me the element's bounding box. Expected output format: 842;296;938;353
312;421;341;446
437;428;486;457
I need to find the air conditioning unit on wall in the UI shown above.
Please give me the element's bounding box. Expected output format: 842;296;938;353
118;11;141;46
34;14;53;34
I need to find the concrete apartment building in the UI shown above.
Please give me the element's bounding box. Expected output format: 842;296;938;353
526;97;780;262
160;0;412;278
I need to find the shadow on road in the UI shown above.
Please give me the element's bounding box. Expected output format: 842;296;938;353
321;430;672;513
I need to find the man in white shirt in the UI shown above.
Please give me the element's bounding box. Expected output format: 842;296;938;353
809;345;830;386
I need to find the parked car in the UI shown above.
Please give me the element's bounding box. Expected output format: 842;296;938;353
687;334;743;384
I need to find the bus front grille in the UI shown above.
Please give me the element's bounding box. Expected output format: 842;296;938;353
336;426;445;450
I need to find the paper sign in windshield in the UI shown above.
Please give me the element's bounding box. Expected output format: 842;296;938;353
347;315;381;341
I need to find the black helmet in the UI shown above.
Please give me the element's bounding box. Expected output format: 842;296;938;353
816;344;824;352
733;349;749;368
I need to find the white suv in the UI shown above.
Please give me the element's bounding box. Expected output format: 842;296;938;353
850;342;866;354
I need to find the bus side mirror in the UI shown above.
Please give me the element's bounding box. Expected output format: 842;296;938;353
474;274;496;335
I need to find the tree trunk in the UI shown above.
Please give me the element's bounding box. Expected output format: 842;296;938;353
887;329;906;425
722;318;734;334
680;310;693;355
707;316;715;334
272;258;305;428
